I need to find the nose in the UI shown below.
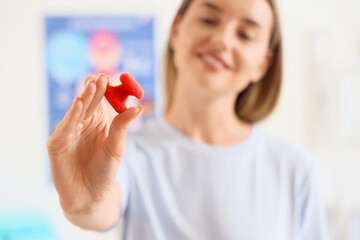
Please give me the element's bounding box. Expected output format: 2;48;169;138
209;23;235;51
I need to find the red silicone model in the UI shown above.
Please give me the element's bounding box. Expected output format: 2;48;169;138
105;73;144;113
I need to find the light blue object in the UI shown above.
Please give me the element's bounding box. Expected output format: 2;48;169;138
47;29;90;84
0;213;57;240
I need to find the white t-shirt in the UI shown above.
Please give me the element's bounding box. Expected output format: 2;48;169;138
117;118;328;240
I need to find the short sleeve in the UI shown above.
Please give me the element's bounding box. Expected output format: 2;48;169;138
295;161;329;240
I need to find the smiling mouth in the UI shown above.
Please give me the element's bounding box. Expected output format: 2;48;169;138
198;53;231;71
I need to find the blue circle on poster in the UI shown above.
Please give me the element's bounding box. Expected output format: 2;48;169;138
47;30;89;84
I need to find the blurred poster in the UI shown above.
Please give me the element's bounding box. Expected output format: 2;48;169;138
45;16;155;135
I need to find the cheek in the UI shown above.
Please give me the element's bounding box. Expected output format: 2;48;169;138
234;47;264;77
173;32;202;71
178;21;209;53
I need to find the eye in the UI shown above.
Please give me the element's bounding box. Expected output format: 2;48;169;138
238;32;252;41
200;18;217;26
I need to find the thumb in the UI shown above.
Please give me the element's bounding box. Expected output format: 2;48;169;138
105;105;144;160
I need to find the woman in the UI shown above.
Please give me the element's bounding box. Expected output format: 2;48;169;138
47;0;329;239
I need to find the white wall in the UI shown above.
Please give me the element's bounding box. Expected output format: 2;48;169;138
0;0;359;239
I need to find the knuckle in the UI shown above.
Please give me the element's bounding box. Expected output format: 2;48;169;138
104;141;124;161
46;136;59;154
46;137;53;151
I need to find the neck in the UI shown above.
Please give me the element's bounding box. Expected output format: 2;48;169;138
164;82;253;146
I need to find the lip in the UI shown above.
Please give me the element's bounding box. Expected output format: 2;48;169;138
197;52;231;71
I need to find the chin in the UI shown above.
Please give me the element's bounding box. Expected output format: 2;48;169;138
196;76;231;95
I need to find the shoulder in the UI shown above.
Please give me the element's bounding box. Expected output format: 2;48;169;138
254;128;323;198
255;128;317;174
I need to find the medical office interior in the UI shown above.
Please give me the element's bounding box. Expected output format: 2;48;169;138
0;0;359;239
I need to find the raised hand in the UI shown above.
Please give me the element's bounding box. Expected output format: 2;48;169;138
47;74;143;215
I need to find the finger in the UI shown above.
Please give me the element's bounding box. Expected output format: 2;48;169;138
77;80;97;124
58;97;82;132
84;73;109;120
51;97;83;138
104;105;144;160
83;76;97;88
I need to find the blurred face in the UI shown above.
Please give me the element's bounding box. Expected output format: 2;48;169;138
171;0;274;96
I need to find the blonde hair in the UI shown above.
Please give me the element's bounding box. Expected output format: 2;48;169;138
163;0;283;124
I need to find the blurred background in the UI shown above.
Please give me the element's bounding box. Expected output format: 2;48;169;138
0;0;359;239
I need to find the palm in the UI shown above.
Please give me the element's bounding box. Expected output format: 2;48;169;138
47;75;142;213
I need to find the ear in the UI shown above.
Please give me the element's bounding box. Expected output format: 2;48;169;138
170;14;182;51
251;50;274;83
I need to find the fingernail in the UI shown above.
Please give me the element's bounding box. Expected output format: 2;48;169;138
86;80;95;87
97;73;105;78
97;73;108;80
97;73;110;84
137;105;144;115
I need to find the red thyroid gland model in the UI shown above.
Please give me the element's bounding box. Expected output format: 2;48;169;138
105;73;144;113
